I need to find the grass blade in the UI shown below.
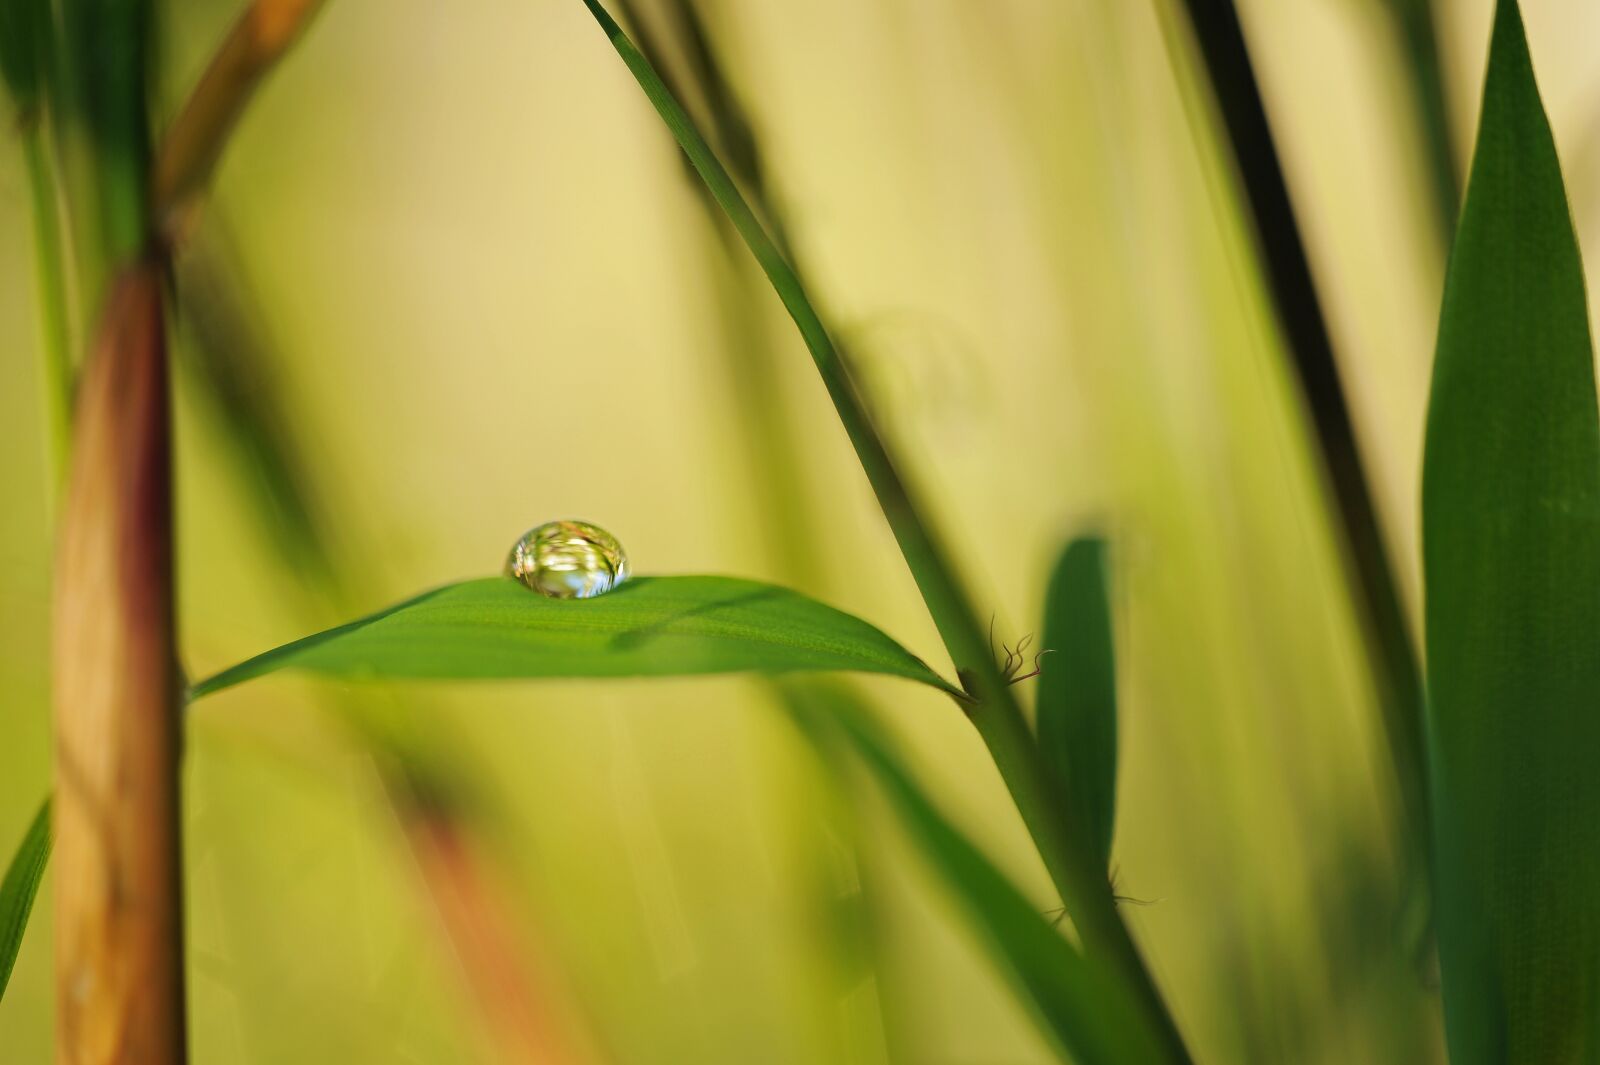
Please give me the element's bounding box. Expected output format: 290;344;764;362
785;684;1161;1065
191;576;960;698
1421;2;1600;1059
0;798;51;1004
1037;538;1118;871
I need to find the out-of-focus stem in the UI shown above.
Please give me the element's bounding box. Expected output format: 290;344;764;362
1389;0;1460;245
53;259;185;1065
1166;0;1431;875
393;787;595;1065
22;118;75;491
151;0;327;243
577;4;1190;1059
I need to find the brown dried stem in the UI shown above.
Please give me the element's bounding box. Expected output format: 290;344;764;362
49;7;328;1056
53;260;185;1065
394;789;597;1065
151;0;327;242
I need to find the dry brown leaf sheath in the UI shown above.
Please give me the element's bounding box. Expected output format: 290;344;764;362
53;261;185;1065
403;808;598;1065
152;0;328;239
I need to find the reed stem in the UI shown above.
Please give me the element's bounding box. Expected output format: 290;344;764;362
53;259;186;1065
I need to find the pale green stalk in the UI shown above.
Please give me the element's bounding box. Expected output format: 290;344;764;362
22;120;74;491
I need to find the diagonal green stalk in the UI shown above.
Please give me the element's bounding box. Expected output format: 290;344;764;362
609;0;818;582
578;0;978;672
574;3;1190;1059
785;683;1166;1065
21;119;75;492
608;11;907;1056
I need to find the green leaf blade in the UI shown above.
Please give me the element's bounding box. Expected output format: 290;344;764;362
191;576;959;699
0;797;51;1004
0;0;47;112
1421;2;1600;1060
1038;537;1118;871
784;683;1161;1065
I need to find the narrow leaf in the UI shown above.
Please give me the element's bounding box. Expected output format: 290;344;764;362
1422;2;1600;1060
784;683;1160;1065
192;576;960;699
0;797;51;1003
1037;537;1118;870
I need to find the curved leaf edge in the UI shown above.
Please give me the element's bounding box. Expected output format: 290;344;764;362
188;575;963;701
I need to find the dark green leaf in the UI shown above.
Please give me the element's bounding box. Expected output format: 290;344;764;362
56;0;152;263
1421;2;1600;1060
784;682;1160;1065
0;0;48;111
0;797;51;1003
1037;537;1118;870
191;576;960;699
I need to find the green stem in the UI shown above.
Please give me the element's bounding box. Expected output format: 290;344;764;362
576;3;1190;1059
22;119;75;491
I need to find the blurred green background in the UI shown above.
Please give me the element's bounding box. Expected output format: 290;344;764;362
3;0;1599;1060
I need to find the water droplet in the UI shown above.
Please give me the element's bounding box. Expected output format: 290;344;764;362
505;520;630;599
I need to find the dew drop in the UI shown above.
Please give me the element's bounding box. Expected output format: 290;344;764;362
505;520;630;599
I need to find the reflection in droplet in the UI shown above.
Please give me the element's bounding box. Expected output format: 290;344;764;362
505;520;630;599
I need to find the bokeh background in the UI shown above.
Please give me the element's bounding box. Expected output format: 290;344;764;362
3;0;1599;1061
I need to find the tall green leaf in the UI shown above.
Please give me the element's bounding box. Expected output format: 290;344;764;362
1421;2;1600;1060
783;683;1161;1065
56;0;153;265
191;576;960;699
1037;537;1118;871
0;798;51;1003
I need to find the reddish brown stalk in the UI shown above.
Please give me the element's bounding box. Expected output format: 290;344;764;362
47;3;323;1056
151;0;327;242
399;800;596;1065
53;260;184;1065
